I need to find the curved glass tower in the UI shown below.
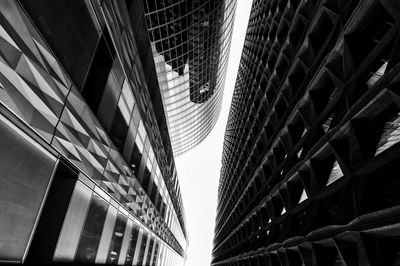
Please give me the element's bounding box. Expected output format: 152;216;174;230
143;0;236;155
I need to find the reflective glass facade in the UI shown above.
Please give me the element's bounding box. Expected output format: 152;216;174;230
213;0;400;265
0;0;186;264
142;0;236;155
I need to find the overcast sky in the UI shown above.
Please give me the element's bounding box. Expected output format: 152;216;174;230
175;2;252;265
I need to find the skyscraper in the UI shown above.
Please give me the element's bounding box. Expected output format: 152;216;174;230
142;0;236;155
0;0;187;264
213;0;400;265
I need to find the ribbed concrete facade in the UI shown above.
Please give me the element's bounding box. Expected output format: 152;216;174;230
213;0;400;265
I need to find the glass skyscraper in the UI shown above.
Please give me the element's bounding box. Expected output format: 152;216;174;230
0;0;188;264
142;0;236;155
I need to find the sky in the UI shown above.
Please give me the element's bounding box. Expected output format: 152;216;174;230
175;2;252;266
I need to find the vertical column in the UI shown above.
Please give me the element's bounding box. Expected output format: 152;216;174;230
96;205;118;263
52;180;92;262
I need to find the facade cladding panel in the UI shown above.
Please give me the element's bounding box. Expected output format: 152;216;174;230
142;0;236;155
0;0;187;265
212;0;400;265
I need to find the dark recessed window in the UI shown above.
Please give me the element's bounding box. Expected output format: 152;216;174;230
20;0;100;88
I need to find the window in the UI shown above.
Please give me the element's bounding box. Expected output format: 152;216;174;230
125;224;140;264
106;212;127;264
75;194;108;263
19;0;101;88
136;232;148;265
81;29;116;113
110;108;129;153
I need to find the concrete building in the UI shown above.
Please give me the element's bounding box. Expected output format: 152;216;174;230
213;0;400;265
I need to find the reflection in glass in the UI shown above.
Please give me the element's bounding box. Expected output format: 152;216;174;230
81;29;116;113
152;242;159;266
142;167;152;192
110;108;129;153
138;120;147;141
125;224;140;265
19;0;100;88
145;237;154;265
75;194;108;263
142;0;236;155
130;142;142;176
97;72;120;132
136;233;148;265
107;212;128;264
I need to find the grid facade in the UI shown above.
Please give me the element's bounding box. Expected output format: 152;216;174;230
142;0;236;155
213;0;400;265
0;0;187;265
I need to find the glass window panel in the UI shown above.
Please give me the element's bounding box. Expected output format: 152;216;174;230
118;96;131;125
142;167;152;192
19;0;100;88
53;181;92;262
125;223;140;265
136;233;148;265
97;72;120;132
121;79;135;113
145;237;155;265
156;193;163;213
111;57;125;90
157;244;164;266
95;205;118;263
117;219;132;265
155;165;161;177
0;115;56;262
150;184;158;206
138;120;147;140
106;212;128;264
148;147;154;163
146;156;153;171
130;142;142;176
75;194;108;263
110;108;129;152
80;29;116;113
153;173;159;186
131;106;141;127
152;242;159;266
122;122;138;165
136;132;144;153
161;201;167;219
